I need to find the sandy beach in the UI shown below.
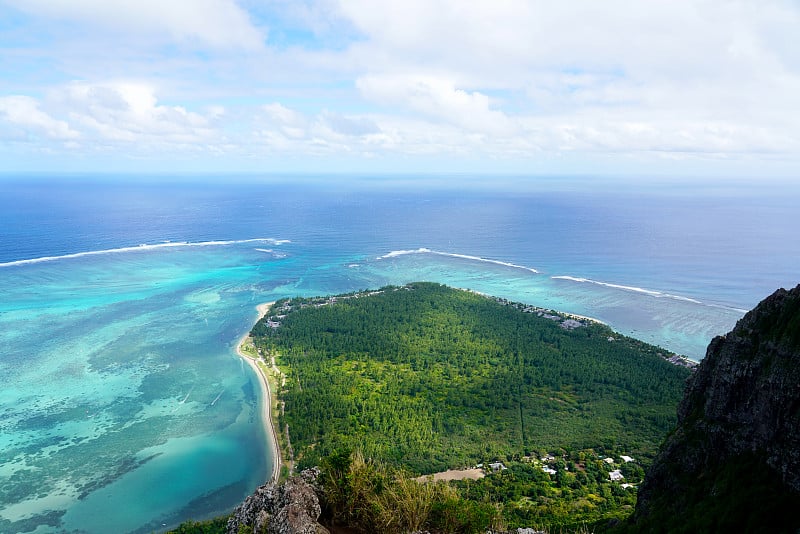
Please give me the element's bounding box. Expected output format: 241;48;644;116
236;302;282;484
563;312;606;325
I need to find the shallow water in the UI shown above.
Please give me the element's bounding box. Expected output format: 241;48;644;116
0;176;797;532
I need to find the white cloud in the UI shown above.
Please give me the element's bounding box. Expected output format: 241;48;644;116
255;103;383;154
7;0;264;49
0;95;79;140
334;0;787;78
357;75;517;136
51;82;215;145
319;110;380;136
332;0;800;161
2;0;800;172
263;103;306;126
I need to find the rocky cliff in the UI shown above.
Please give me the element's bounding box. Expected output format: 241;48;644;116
630;284;800;533
226;466;550;534
226;468;329;534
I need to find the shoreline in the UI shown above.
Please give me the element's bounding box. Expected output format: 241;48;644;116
459;286;606;325
236;302;282;485
562;311;606;325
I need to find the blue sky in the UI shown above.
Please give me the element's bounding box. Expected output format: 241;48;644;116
0;0;799;177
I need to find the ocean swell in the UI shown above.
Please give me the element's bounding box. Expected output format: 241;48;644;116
0;238;291;268
550;275;746;312
551;275;700;301
377;248;540;274
377;248;746;314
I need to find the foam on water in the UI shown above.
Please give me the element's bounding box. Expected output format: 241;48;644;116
378;248;540;273
550;276;751;313
0;234;751;532
0;243;281;533
365;251;743;360
0;238;289;268
2;178;797;533
377;249;738;317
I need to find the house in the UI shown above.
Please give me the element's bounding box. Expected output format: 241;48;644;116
609;470;624;481
603;457;615;464
620;455;635;463
560;319;583;330
542;466;557;475
488;462;506;472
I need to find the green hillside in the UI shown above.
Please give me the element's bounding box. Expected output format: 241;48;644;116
252;282;690;474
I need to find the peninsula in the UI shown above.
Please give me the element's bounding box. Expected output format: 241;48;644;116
174;282;800;534
243;282;690;530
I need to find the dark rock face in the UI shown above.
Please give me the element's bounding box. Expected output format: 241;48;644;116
631;284;800;532
227;468;329;534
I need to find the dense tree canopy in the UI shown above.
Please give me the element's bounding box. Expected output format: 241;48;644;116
252;283;690;474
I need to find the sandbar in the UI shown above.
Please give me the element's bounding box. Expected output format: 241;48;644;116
237;302;282;484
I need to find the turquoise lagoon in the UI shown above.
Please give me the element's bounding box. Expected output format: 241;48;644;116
0;176;797;532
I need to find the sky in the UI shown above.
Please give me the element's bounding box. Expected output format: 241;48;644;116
0;0;799;177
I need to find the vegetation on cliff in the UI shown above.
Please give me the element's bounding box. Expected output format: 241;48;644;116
320;448;647;532
628;284;800;533
320;450;502;533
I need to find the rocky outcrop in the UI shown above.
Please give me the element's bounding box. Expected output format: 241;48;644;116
630;284;800;532
227;468;329;534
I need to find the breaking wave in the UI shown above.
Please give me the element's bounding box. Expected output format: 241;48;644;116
550;275;747;312
377;248;539;274
377;249;746;314
0;238;291;268
551;275;703;303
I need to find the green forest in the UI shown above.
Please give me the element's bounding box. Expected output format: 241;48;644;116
252;283;690;474
173;283;693;532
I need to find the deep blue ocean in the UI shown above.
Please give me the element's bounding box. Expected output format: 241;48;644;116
1;175;798;533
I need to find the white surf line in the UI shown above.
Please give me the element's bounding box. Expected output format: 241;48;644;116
180;387;194;404
706;302;749;314
171;386;195;413
377;248;539;274
379;248;746;314
551;275;716;307
0;238;292;268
